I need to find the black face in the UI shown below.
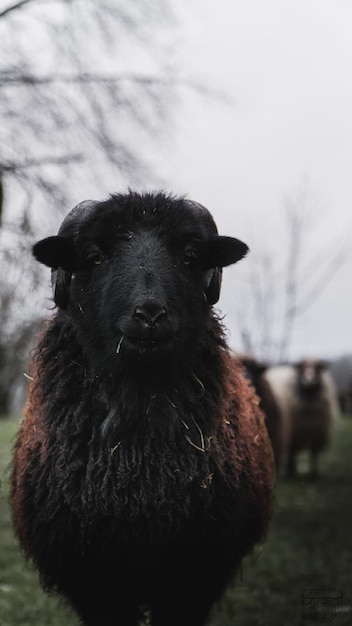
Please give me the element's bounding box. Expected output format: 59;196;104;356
67;224;210;368
296;359;325;394
33;192;248;375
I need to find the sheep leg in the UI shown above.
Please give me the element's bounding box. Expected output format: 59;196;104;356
150;592;214;626
149;550;236;626
61;579;141;626
73;602;141;626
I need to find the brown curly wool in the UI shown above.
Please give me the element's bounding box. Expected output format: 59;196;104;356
11;192;274;626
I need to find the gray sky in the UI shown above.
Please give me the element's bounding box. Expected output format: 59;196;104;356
151;0;352;360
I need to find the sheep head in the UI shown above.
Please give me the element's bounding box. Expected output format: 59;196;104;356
33;192;248;375
295;358;328;395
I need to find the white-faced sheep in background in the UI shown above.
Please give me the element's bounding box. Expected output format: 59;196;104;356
263;358;339;478
11;191;274;626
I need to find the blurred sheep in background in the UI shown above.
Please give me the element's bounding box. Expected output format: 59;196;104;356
264;359;339;478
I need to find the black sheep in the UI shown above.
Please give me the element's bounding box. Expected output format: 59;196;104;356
11;191;274;626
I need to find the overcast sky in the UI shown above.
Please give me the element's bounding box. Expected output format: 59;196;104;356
150;0;352;360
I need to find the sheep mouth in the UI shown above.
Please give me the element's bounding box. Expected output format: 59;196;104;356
117;334;175;356
136;338;167;354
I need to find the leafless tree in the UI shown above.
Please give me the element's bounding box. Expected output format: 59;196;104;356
234;181;351;364
0;0;182;413
0;0;178;208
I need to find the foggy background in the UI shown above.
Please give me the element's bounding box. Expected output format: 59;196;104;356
1;0;352;411
162;0;352;361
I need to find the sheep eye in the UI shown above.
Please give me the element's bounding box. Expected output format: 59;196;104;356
87;252;105;266
183;248;196;266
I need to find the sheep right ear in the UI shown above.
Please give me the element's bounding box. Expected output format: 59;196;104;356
33;236;76;271
33;236;75;310
201;236;249;305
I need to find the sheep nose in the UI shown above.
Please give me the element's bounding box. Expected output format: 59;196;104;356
134;303;167;328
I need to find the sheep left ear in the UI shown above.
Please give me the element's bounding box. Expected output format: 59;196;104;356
202;236;249;305
202;236;249;269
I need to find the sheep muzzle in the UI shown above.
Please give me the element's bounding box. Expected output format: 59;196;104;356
117;301;178;356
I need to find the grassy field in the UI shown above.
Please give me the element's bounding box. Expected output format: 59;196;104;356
1;415;351;626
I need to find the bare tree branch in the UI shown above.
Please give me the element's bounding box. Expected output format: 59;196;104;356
0;0;36;18
236;181;350;363
0;154;83;173
296;245;352;316
1;72;155;85
278;204;304;361
0;71;194;89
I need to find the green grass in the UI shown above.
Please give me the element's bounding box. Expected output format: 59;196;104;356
210;416;352;626
1;415;351;625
